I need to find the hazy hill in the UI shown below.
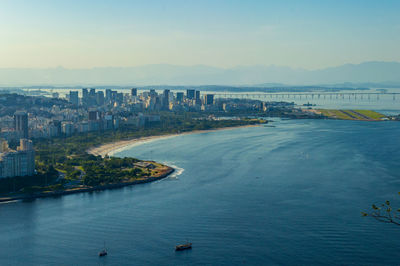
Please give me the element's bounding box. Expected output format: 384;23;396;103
0;61;399;87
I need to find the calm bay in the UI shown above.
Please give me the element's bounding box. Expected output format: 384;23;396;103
1;119;400;265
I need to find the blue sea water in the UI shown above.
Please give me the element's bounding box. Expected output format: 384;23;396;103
1;119;400;265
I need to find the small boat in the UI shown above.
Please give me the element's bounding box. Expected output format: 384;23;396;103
99;249;108;257
175;242;192;251
99;241;108;257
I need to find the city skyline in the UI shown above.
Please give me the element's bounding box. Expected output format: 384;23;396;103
0;0;399;70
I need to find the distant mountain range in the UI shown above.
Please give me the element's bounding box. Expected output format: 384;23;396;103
0;61;399;87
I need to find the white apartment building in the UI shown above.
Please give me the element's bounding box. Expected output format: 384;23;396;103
0;139;35;178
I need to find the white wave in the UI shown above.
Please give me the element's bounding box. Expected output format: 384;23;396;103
164;162;184;180
0;200;21;205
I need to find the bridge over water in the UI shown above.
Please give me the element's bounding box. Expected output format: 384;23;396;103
214;92;400;101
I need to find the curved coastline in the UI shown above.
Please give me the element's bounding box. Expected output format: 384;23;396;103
0;124;261;204
0;167;174;203
88;124;262;157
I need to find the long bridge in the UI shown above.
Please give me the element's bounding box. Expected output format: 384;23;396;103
214;92;400;101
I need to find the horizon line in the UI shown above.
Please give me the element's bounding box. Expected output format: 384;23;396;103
0;60;399;72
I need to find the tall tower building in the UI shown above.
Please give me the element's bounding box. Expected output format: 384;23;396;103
96;91;105;106
69;91;79;105
105;89;112;104
89;88;96;97
131;88;137;97
186;89;195;100
82;88;89;105
162;89;170;110
89;88;96;106
149;89;157;98
14;112;29;138
195;90;201;105
176;92;184;102
204;94;214;105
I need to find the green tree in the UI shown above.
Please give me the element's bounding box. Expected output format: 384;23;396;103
362;193;400;226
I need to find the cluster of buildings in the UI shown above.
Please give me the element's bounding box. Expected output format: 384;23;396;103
0;88;214;179
0;88;296;179
0;88;294;142
69;88;125;107
68;88;215;112
0;112;35;178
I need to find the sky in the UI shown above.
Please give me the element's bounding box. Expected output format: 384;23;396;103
0;0;399;70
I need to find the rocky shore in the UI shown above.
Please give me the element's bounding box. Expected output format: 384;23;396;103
0;166;174;203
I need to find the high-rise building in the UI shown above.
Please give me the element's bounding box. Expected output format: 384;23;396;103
105;89;112;104
187;89;195;100
149;89;157;98
162;89;170;110
104;114;114;130
111;91;118;103
89;88;96;97
0;139;35;178
176;92;184;102
47;124;59;138
82;88;89;105
154;96;162;110
62;122;74;136
195;90;201;105
163;89;170;98
131;88;137;97
96;91;105;106
116;93;124;105
88;110;102;132
69;91;79;106
14;112;29;138
88;88;97;106
82;88;88;98
89;110;101;121
50;120;62;136
204;94;214;105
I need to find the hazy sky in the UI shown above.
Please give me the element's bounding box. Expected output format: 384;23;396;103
0;0;399;69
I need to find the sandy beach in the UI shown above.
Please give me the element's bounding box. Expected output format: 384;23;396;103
87;124;262;157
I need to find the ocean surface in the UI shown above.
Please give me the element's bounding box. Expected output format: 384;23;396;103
1;119;400;265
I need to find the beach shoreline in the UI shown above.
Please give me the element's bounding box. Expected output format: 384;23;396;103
87;124;263;157
0;124;262;204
